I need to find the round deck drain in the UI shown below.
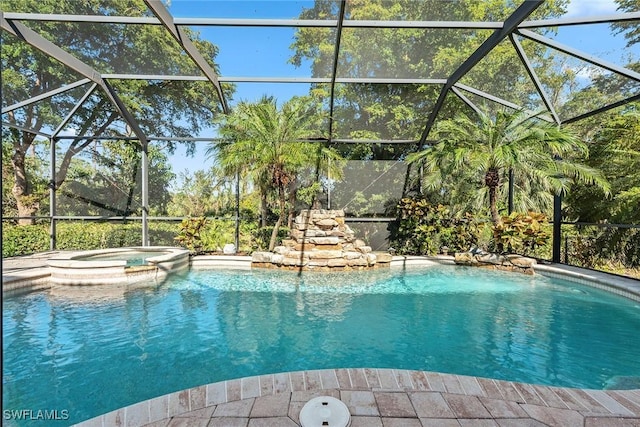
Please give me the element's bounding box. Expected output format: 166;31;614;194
299;396;351;427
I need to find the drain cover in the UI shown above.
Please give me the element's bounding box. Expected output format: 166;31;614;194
299;396;351;427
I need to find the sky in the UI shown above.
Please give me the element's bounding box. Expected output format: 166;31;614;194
164;0;636;177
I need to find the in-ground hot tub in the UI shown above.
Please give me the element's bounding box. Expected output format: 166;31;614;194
46;246;190;286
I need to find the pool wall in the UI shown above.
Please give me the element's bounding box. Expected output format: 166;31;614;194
46;247;190;286
534;263;640;302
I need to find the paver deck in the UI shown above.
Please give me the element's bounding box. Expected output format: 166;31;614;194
74;368;640;427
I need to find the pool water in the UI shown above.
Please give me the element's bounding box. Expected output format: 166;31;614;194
77;250;168;266
3;266;640;425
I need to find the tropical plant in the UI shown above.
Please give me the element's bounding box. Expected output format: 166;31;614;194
406;109;611;225
491;211;550;255
210;95;344;250
566;107;640;224
175;217;208;254
389;197;479;255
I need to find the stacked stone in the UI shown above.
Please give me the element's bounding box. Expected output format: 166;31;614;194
252;209;391;271
454;250;537;275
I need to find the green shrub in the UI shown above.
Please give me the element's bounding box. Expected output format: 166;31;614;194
568;226;640;269
252;225;290;251
174;217;208;254
1;223;49;257
491;212;550;255
3;219;300;257
4;221;182;257
200;219;236;252
149;222;181;246
55;222;144;249
389;197;479;255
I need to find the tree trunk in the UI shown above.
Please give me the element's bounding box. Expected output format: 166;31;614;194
11;135;39;225
260;192;268;227
287;180;297;229
268;215;283;252
268;185;287;251
485;168;502;226
488;184;501;226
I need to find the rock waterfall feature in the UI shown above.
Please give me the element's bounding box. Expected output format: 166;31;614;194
251;209;392;271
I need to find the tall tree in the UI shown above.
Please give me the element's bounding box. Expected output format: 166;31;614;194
1;0;229;223
290;0;569;142
290;0;572;215
611;0;640;47
54;140;175;216
406;110;610;225
211;96;343;250
566;106;640;223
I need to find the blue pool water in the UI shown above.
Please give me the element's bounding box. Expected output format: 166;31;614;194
3;266;640;425
76;250;169;266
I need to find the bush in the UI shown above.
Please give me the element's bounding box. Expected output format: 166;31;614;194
200;219;236;252
491;212;550;255
252;225;290;251
2;219;297;257
2;223;49;257
174;217;208;254
567;225;640;269
3;221;180;257
389;197;479;255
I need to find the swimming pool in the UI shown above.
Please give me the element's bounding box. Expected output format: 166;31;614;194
3;265;640;425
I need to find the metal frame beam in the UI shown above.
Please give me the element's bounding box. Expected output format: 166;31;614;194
327;0;347;141
452;83;525;111
11;11;636;29
5;12;640;30
2;13;503;29
52;83;98;137
509;34;560;124
520;11;640;28
417;1;545;147
518;29;640;82
1;17;103;84
563;93;640;124
1;16;148;142
451;86;482;117
1;78;91;114
1;121;51;137
102;74;448;85
143;0;229;114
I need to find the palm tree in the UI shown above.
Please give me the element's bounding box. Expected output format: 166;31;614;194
407;109;610;225
210;95;343;250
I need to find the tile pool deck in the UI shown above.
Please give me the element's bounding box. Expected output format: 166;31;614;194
3;253;640;427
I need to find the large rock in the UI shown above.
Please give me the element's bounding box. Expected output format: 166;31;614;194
252;252;274;263
316;218;339;229
308;236;341;245
454;250;536;274
376;253;393;263
454;252;476;265
308;250;344;259
509;256;537;268
254;209;385;271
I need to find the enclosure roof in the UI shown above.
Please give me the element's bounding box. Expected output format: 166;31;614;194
1;0;639;145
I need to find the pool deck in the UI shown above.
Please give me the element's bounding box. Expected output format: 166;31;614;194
3;253;640;427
